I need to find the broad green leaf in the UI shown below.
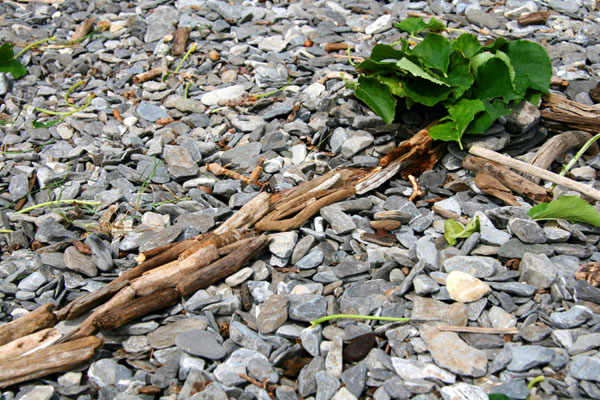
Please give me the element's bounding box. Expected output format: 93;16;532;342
370;43;406;62
412;33;451;73
0;42;27;79
505;40;552;94
467;99;511;134
447;98;485;137
470;52;495;78
494;50;515;84
440;52;474;99
429;121;460;144
354;76;397;124
453;33;482;59
488;395;512;400
32;119;61;128
527;196;600;227
403;78;452;106
474;57;521;102
444;216;480;247
396;57;449;86
481;37;508;53
377;76;406;97
394;17;445;36
356;59;402;74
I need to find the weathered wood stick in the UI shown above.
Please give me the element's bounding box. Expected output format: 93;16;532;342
517;11;550;26
71;16;96;42
177;235;270;296
137;237;199;263
463;155;551;203
0;303;56;346
437;325;519;334
172;26;190;56
130;245;219;297
474;171;520;206
0;328;61;359
527;130;599;184
55;279;129;321
379;127;433;167
218;237;259;256
93;288;179;331
213;192;271;234
469;145;600;201
324;42;353;52
133;68;162;84
0;336;103;388
431;205;469;225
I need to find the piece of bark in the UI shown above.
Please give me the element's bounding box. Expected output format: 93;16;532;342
474;171;520;206
172;26;190;56
541;110;600;133
130;245;219;296
93;288;179;331
463;155;551;204
544;93;600;119
400;143;446;179
0;336;103;388
55;279;129;321
133;68;162;84
177;235;270;296
0;303;56;346
71;16;96;42
469;145;600;201
576;262;600;287
218;237;261;256
0;328;61;359
527;130;599;184
517;11;550;26
379;126;433;167
431;205;469;225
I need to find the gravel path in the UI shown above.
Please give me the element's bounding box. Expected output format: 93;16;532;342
1;0;600;399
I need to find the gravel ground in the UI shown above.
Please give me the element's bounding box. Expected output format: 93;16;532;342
1;0;600;399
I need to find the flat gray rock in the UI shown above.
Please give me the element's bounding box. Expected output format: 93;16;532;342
175;329;226;359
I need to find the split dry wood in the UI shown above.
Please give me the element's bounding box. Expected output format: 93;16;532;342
71;16;96;42
0;303;56;346
526;130;599;184
0;336;103;388
541;93;600;133
0;328;61;359
172;26;190;56
469;145;600;201
463;155;552;204
473;171;520;206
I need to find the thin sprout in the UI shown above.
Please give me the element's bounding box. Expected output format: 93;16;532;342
310;314;410;328
64;80;87;107
18;200;101;214
15;36;57;58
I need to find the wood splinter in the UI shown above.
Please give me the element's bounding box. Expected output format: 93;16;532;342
408;175;423;202
207;159;265;186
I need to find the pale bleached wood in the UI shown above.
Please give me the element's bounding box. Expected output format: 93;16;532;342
469;145;600;201
0;336;103;388
213;192;271;234
0;303;56;346
0;328;61;359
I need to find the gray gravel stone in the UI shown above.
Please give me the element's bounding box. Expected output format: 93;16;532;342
519;252;558;289
549;305;593;329
175;329;226;359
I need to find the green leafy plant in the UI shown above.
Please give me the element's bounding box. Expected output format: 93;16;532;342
527;196;600;227
351;17;552;148
0;37;55;80
444;216;480;246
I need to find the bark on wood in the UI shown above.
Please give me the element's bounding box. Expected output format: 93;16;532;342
133;68;162;84
130;245;219;296
93;288;179;331
469;146;600;201
541;111;600;133
379;126;433;167
172;26;190;56
71;16;95;42
177;235;270;296
517;11;550;25
0;303;56;346
323;43;353;52
0;328;61;359
55;279;129;321
463;155;551;204
474;171;520;206
527;130;599;184
0;336;103;388
213;192;271;234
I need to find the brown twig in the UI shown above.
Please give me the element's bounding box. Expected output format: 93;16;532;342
133;68;162;84
407;175;423;202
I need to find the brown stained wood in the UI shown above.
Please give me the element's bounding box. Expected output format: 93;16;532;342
71;16;96;42
172;26;190;56
399;143;446;179
527;130;599;184
379;127;433;167
133;68;162;84
255;187;356;232
177;235;270;296
474;171;520;206
469;145;600;201
0;336;103;388
431;205;469;225
541;110;600;133
0;328;61;359
437;325;519;334
213;192;271;234
55;279;129;321
93;288;179;331
324;42;353;52
576;262;600;287
218;237;261;256
544;93;600;119
463;155;552;204
0;303;56;346
179;229;258;259
130;245;219;296
517;11;550;26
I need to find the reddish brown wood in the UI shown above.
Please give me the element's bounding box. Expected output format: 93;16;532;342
0;303;56;346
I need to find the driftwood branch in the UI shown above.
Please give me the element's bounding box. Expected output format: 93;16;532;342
0;328;61;359
473;171;520;206
0;336;103;388
0;303;56;346
469;146;600;201
172;26;190;56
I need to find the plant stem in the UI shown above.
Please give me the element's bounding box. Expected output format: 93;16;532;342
0;229;13;234
255;77;292;99
18;200;101;214
347;47;356;67
184;82;191;99
527;375;544;390
310;314;410;328
175;42;197;73
15;36;57;58
64;80;87;107
559;133;600;177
